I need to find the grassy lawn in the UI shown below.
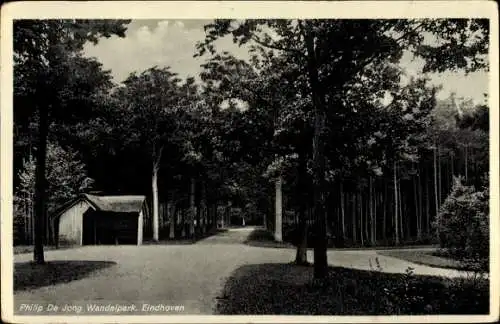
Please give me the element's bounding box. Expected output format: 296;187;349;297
215;263;489;315
376;249;486;272
244;228;436;250
14;260;116;291
243;228;295;249
14;245;76;255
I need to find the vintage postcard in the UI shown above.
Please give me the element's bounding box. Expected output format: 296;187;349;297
1;1;498;323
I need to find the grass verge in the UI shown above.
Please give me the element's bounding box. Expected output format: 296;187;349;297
243;228;295;249
376;249;485;272
14;245;76;255
215;263;489;315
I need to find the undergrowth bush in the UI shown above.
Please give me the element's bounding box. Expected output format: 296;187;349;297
369;257;489;314
433;176;489;271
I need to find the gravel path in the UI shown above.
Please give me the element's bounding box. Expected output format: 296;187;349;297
14;227;470;315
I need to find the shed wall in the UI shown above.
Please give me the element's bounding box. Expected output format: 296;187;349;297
58;200;91;245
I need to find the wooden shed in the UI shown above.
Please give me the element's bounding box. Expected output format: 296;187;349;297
54;194;147;246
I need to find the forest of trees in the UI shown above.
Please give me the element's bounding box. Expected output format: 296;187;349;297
13;19;489;278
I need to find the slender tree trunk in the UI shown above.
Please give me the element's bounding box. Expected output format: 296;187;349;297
200;181;207;234
359;192;364;246
366;192;370;245
438;145;442;205
418;171;423;237
352;193;357;244
374;182;377;245
383;181;387;243
433;145;439;216
195;185;201;238
275;176;283;242
181;209;186;237
33;100;49;264
414;175;421;240
369;177;375;246
295;154;308;264
151;146;163;242
393;161;399;245
340;181;345;242
450;153;455;178
189;177;196;237
425;167;430;235
152;167;160;242
465;144;469;181
168;201;175;239
398;176;404;242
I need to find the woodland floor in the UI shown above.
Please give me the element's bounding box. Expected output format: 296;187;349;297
13;226;485;315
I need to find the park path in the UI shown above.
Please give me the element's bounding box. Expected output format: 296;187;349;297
14;227;470;315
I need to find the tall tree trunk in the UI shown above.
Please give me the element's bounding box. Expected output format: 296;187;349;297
295;216;308;265
465;144;469;181
200;180;207;234
189;177;196;237
437;145;442;205
359;192;364;246
181;209;186;238
168;201;175;239
418;170;423;237
152;168;160;242
368;178;373;245
33;100;49;264
352;193;357;244
383;181;387;243
275;176;283;242
302;21;328;279
398;176;404;241
393;161;399;245
374;183;378;245
151;146;163;242
433;144;439;216
425;166;430;235
370;177;376;246
295;154;308;264
340;181;345;242
366;191;370;245
414;175;421;240
451;152;455;178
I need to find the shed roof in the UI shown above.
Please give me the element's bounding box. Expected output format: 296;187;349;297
53;194;146;218
83;194;146;213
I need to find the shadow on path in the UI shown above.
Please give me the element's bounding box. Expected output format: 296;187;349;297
215;263;489;315
14;260;117;291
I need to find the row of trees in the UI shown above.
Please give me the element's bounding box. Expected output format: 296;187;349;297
13;20;270;252
13;19;489;280
194;19;489;277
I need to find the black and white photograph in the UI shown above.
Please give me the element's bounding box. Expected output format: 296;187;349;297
1;1;498;322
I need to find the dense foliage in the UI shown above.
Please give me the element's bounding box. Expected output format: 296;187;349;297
14;143;93;245
434;177;489;270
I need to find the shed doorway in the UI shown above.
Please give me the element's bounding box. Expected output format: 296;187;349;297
82;210;139;245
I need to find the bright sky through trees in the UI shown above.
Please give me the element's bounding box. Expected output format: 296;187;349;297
83;19;488;104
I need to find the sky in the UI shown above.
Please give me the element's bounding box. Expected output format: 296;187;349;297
83;19;489;104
